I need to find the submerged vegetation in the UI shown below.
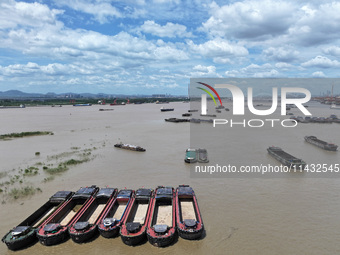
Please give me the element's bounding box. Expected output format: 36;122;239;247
8;186;42;200
0;145;96;203
0;131;53;140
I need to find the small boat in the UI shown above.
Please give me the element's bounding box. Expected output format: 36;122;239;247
146;186;176;247
185;149;197;163
99;109;114;111
330;104;340;110
165;118;190;123
98;189;134;238
37;186;98;246
182;113;192;117
120;188;154;246
68;188;117;243
304;136;338;151
2;191;73;250
197;148;209;163
175;185;204;240
160;107;174;112
267;146;306;170
114;142;146;152
200;114;216;117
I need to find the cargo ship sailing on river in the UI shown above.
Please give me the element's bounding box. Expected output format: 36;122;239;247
267;146;306;170
304;136;338;151
114;143;146;152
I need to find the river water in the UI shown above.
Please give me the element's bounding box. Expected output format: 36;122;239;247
1;102;340;255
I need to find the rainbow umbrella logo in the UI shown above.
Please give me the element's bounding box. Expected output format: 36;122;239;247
196;82;223;107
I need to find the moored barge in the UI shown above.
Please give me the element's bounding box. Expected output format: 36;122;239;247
146;186;176;247
98;189;134;238
120;188;154;246
185;149;197;163
304;136;338;151
2;191;73;250
37;186;98;246
197;148;209;163
267;146;306;170
175;185;204;240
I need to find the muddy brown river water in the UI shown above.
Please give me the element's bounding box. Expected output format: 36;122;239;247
1;102;340;254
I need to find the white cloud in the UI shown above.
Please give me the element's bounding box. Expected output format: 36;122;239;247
263;47;299;62
188;38;248;58
253;69;279;78
322;46;340;56
225;63;279;77
275;62;294;69
312;71;326;77
201;0;295;40
288;2;340;46
191;65;220;77
301;56;340;68
153;46;189;61
0;0;63;29
139;20;192;38
153;0;180;4
54;0;121;24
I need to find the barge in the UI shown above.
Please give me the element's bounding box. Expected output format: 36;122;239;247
120;188;154;246
146;186;176;247
114;143;146;152
185;149;197;163
2;191;73;250
175;185;204;240
304;136;338;151
160;107;174;112
165;118;190;123
267;146;306;170
197;148;209;163
98;189;134;238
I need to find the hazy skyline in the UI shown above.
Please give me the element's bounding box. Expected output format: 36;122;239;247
1;0;340;95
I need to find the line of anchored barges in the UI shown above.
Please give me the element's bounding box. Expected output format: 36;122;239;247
2;185;204;250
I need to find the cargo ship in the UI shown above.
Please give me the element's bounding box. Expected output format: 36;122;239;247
267;146;306;170
114;143;146;152
160;107;174;112
304;136;338;151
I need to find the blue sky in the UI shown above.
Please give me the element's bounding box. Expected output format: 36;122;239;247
1;0;340;95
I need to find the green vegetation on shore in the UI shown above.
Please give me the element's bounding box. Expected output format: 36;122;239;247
0;131;53;140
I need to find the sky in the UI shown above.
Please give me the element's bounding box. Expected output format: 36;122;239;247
1;0;340;95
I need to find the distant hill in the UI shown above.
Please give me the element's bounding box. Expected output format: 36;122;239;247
0;90;43;98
